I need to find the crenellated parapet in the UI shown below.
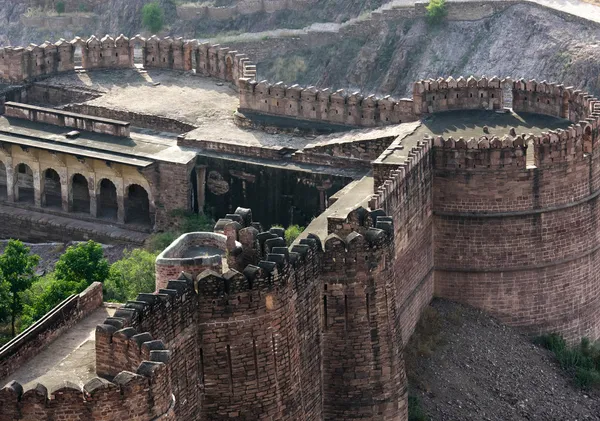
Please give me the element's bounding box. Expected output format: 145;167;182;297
0;326;174;421
238;78;417;128
511;78;597;122
412;75;504;114
0;34;256;87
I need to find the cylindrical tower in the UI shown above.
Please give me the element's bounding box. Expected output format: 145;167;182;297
433;80;600;342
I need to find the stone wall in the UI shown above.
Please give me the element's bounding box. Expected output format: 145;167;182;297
176;0;319;21
64;103;197;134
0;35;256;86
0;282;103;382
4;101;131;137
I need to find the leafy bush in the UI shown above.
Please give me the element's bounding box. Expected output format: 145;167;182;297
21;272;84;328
284;225;304;245
56;1;66;15
425;0;447;24
535;333;600;389
78;3;88;12
104;249;158;303
147;231;179;253
142;2;164;34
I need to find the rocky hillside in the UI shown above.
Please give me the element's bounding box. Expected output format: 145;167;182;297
0;0;385;46
232;3;600;97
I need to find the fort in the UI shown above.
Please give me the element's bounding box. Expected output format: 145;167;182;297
0;31;598;420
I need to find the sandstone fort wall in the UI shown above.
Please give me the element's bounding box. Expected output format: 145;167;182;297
177;0;319;21
0;35;256;86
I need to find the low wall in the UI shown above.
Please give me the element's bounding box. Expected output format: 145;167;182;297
20;13;96;29
0;282;103;381
64;103;197;134
4;102;130;137
25;83;101;106
176;0;318;21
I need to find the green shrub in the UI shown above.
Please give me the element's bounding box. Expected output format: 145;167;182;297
425;0;446;24
56;1;66;15
408;395;429;421
104;249;158;303
147;231;179;253
284;225;305;245
78;3;88;12
142;1;164;34
536;333;600;389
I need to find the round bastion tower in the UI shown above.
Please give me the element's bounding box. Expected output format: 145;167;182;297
428;78;600;342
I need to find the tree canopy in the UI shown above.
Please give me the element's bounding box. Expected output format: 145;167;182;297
0;240;39;336
142;2;164;34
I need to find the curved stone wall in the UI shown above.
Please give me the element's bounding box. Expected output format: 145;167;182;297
431;79;600;342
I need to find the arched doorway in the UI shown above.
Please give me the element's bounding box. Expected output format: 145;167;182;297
0;161;7;200
15;163;34;204
190;167;199;214
98;178;118;220
125;184;151;225
43;168;62;209
71;174;90;213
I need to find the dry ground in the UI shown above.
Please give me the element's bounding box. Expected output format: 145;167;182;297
408;299;600;421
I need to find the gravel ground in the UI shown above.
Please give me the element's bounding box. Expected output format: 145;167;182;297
409;299;600;421
0;240;130;275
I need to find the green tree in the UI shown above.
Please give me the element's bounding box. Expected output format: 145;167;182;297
104;249;157;302
0;240;39;337
56;1;66;15
54;241;109;285
142;2;164;34
426;0;447;24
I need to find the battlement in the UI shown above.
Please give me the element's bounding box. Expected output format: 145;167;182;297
1;322;173;421
0;34;256;86
238;78;417;128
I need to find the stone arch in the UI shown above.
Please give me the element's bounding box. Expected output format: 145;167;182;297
15;163;34;204
125;184;151;225
70;173;90;213
0;160;7;199
42;168;62;208
97;178;118;220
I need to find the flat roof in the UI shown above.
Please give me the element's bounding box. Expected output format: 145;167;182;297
381;110;572;165
0;116;196;165
5;102;130;127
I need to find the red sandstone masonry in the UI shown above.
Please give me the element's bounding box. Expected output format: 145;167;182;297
0;320;175;421
0;282;102;382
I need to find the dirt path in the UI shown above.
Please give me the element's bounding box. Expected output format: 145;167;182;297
408;299;600;421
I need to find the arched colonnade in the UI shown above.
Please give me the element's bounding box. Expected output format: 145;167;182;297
0;157;154;227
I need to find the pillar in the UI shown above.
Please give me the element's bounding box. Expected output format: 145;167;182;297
59;169;69;212
89;175;97;217
6;163;14;203
33;166;41;208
